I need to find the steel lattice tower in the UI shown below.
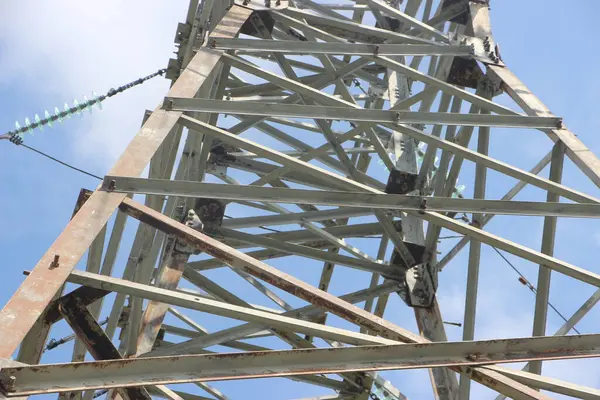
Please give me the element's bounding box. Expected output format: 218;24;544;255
1;1;599;399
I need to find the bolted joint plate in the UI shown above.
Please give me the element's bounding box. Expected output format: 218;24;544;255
174;22;192;44
403;262;438;308
385;170;418;195
0;358;26;396
391;243;438;308
207;142;241;177
240;9;276;37
441;0;471;25
165;58;182;81
446;57;483;90
173;198;228;254
210;142;242;160
194;198;228;235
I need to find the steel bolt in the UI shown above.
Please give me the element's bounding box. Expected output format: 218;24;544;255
50;254;60;269
4;376;16;392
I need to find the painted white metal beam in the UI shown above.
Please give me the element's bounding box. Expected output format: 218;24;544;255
103;178;600;218
438;151;553;270
116;196;558;399
386;122;599;205
487;365;600;399
276;7;438;45
164;98;561;128
145;280;401;358
210;39;471;56
490;65;600;189
52;269;400;347
221;207;372;229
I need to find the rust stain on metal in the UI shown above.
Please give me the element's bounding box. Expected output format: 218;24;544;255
71;189;93;219
0;2;257;362
0;190;126;359
58;296;122;361
45;286;109;324
119;199;236;266
105;197;546;397
238;264;416;342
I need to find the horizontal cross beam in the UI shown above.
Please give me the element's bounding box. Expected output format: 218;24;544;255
209;38;474;56
221;207;372;228
2;334;599;396
44;269;400;347
102;178;600;219
114;197;575;398
164;98;562;129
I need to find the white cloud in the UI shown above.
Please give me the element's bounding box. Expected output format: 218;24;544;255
0;0;188;169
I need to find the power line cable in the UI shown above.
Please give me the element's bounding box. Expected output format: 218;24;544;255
491;246;581;334
13;141;582;336
0;68;166;144
0;69;168;181
19;143;103;180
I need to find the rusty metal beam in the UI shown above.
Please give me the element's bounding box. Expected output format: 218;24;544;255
2;334;599;396
118;196;421;342
116;196;550;399
1;2;598;400
57;296;151;400
16;189;95;364
0;4;253;361
45;286;110;325
59;269;399;347
130;7;237;357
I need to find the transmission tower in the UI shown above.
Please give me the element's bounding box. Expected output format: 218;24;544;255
1;1;600;400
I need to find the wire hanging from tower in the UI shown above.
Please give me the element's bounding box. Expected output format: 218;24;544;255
0;68;167;145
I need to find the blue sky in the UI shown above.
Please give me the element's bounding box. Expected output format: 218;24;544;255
1;0;599;399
